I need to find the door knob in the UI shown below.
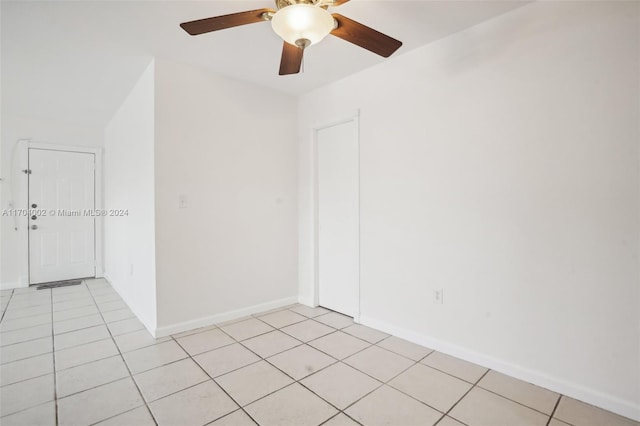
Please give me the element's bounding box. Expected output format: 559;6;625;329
31;225;38;230
31;203;37;208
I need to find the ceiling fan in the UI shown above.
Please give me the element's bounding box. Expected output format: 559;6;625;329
180;0;402;75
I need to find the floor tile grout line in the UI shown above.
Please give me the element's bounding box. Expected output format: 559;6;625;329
101;312;138;324
82;281;158;425
170;334;262;426
0;399;56;421
198;324;307;376
440;368;491;425
172;317;370;424
2;298;103;321
546;394;563;426
334;358;430;418
0;346;54;366
88;404;153;426
262;349;340;383
48;288;59;426
215;308;348;342
2;296;128;322
285;306;330;319
3;300;53;311
231;316;313;353
256;318;376;372
292;324;429;424
433;415;464;426
0;368;56;388
175;318;342;361
2;307;53;322
207;313;420;425
0;326;53;346
254;311;309;328
202;408;259;426
52;302;98;313
2;350;120;383
52;308;103;322
52;294;96;303
214;326;341;385
411;358;561;421
53;336;115;360
237;339;306;361
318;411;363;426
302;330;374;363
0;303;495;419
419;356;489;386
83;282;160;426
55;370;133;401
0;316;54;332
141;376;211;405
294;374;367;424
219;323;277;342
52;325;111;344
219;315;313;348
306;328;369;349
170;324;219;340
125;351;190;375
7;288;610;426
279;328;336;345
0;291;13;322
476;383;560;418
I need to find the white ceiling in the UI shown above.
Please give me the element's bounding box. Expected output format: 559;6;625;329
1;0;528;126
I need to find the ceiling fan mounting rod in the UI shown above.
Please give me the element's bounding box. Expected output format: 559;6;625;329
275;0;318;10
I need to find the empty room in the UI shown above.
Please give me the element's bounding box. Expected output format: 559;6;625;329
0;0;638;425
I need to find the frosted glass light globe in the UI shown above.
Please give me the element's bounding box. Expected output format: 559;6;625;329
271;4;335;47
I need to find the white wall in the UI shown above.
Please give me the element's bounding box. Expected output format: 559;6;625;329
299;1;639;420
0;114;105;289
153;59;298;335
104;60;157;331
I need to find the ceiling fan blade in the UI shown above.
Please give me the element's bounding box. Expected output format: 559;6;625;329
331;14;402;58
279;42;304;75
180;9;274;36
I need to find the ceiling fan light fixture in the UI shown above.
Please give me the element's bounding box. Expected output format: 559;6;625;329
271;4;335;48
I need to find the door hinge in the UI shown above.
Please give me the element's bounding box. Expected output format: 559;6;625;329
22;169;32;174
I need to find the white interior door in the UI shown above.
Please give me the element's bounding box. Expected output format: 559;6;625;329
29;149;96;284
317;119;359;317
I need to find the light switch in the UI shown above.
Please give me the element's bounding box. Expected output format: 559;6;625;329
179;195;188;209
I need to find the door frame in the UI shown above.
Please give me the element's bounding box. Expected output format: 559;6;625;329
312;112;361;321
21;142;104;285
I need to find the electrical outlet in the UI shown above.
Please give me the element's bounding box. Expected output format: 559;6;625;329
434;288;444;304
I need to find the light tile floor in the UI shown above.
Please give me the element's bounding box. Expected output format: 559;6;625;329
0;279;637;426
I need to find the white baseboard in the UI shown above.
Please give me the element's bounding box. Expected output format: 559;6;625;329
358;315;640;422
154;296;299;338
